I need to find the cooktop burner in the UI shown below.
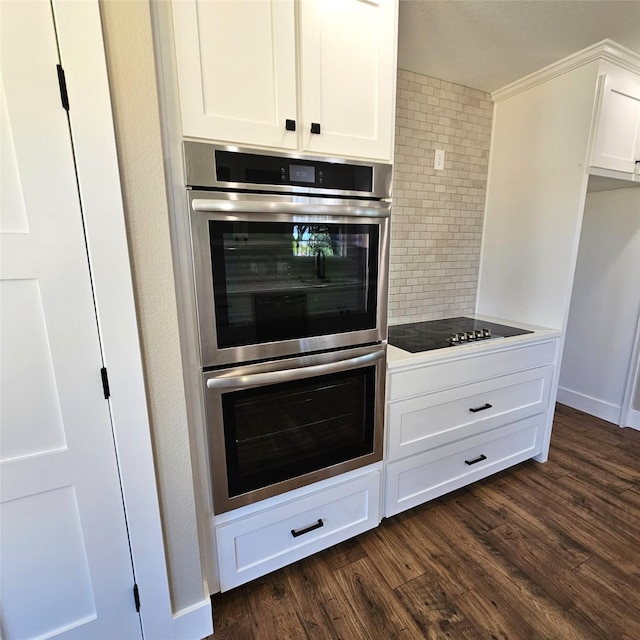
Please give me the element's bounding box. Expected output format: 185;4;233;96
387;316;533;353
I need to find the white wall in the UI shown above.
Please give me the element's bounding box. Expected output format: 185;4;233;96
99;0;206;615
477;62;599;331
558;186;640;423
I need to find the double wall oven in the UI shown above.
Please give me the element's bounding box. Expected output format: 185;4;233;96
185;143;392;514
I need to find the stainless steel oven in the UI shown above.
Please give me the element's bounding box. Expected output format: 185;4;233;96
185;143;392;514
186;144;391;367
204;344;385;514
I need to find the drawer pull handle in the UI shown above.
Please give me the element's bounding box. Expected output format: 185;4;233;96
465;454;487;466
469;403;492;413
291;518;324;538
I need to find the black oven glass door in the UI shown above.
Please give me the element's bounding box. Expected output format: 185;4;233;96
190;193;390;367
210;221;379;346
205;346;385;514
224;367;374;496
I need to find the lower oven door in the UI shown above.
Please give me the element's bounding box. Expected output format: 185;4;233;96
204;344;385;514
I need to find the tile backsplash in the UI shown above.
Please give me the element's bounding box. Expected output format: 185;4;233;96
389;69;493;325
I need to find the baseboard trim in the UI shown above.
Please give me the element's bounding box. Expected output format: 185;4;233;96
624;408;640;431
171;598;213;640
556;387;621;425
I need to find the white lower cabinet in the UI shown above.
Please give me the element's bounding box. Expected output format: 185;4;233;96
387;365;553;461
215;470;380;591
384;338;557;517
385;415;542;517
387;340;556;401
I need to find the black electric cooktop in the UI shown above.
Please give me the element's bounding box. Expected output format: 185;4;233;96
387;316;533;353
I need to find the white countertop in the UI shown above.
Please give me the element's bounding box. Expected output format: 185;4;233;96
387;314;561;370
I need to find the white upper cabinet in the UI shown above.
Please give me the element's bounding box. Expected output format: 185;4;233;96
170;0;398;161
171;0;298;150
589;70;640;176
297;0;397;159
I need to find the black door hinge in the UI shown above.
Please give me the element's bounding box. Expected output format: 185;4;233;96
100;367;110;399
56;64;69;111
133;584;141;612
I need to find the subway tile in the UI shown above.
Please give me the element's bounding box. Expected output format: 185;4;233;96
391;68;492;323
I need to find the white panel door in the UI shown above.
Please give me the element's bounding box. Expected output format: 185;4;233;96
299;0;397;160
171;0;298;149
0;2;142;639
590;72;640;174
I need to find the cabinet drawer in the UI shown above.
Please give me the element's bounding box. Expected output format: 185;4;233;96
387;366;552;461
384;416;541;517
216;471;380;591
388;339;556;401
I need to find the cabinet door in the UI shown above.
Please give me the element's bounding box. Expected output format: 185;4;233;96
171;0;298;149
299;0;397;160
590;73;640;175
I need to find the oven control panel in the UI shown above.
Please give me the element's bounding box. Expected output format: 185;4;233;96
214;149;373;191
183;141;393;199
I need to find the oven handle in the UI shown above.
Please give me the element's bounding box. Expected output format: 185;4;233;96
206;349;385;390
191;198;391;218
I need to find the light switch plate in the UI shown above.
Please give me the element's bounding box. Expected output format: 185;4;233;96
435;149;445;171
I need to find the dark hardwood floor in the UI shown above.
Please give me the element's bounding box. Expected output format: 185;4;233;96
207;404;640;639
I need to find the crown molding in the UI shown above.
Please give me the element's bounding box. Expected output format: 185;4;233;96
492;39;640;103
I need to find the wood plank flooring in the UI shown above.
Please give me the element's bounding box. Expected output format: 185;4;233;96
207;404;640;639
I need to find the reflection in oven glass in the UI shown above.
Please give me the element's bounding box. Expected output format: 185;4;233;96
221;368;376;498
209;220;379;348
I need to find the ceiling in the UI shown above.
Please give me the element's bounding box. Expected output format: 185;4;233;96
398;1;640;94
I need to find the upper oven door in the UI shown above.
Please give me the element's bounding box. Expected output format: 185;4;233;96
189;191;390;367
